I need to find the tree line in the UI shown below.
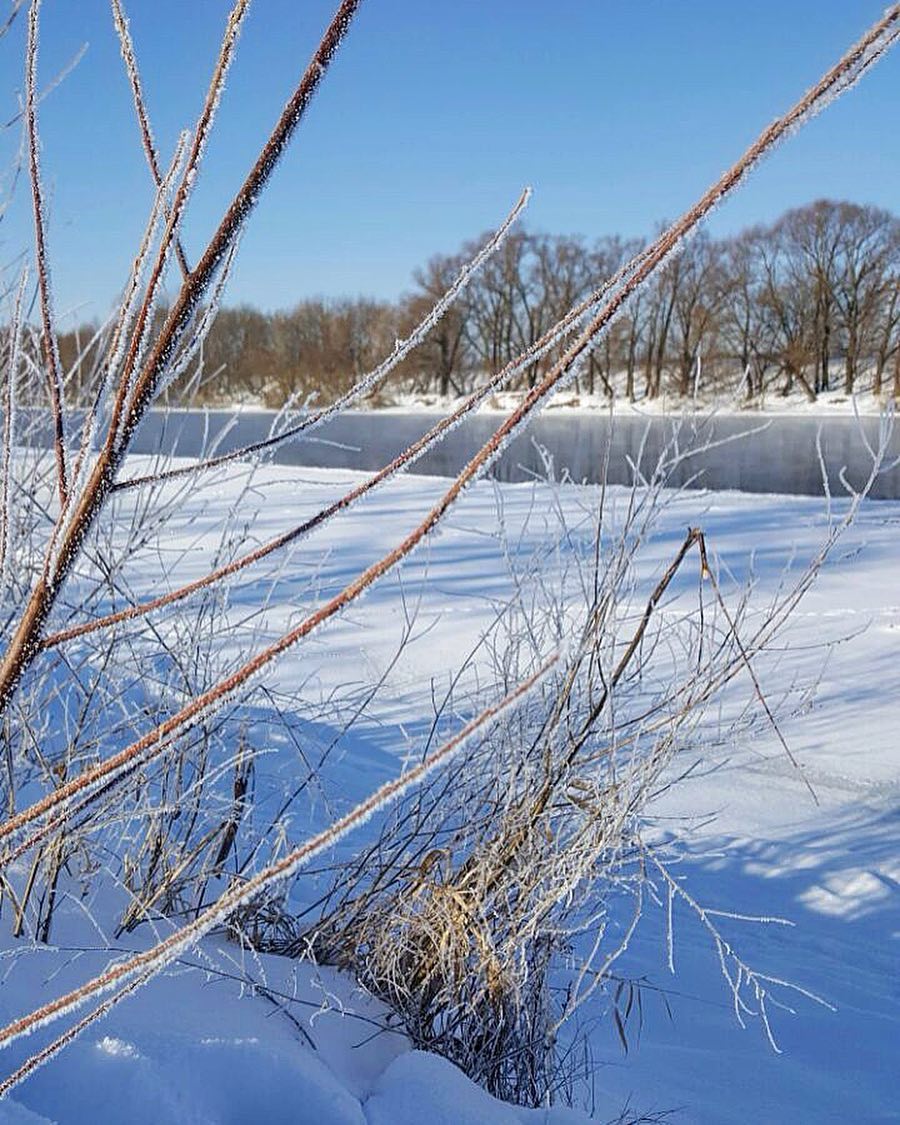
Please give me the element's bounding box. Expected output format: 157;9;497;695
58;199;900;407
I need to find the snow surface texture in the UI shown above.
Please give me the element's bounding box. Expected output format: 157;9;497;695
0;461;897;1122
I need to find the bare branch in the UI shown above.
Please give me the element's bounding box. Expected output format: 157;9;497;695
25;0;68;508
109;0;191;279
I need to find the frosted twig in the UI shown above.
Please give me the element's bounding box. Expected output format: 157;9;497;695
645;847;834;1054
0;971;153;1098
0;270;26;590
0;2;24;41
66;132;190;507
0;0;363;719
2;41;87;129
25;0;68;508
103;0;254;448
110;0;191;278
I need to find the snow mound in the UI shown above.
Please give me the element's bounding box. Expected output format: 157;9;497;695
363;1051;590;1125
0;1031;594;1125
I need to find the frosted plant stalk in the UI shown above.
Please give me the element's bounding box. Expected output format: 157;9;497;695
110;0;191;278
68;132;190;505
101;0;254;451
0;271;27;592
156;237;242;398
25;0;68;508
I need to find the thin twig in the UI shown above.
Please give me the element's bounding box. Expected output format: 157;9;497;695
24;0;68;508
110;0;191;279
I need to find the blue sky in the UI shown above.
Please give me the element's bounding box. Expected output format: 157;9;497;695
1;1;898;321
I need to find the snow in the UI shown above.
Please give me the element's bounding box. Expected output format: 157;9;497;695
361;374;898;417
1;457;898;1122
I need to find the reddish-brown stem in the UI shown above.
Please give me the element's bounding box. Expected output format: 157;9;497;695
0;0;362;719
102;0;254;453
25;0;68;510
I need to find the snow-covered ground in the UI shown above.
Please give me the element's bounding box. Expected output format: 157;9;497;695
360;382;898;417
228;370;898;418
0;461;897;1123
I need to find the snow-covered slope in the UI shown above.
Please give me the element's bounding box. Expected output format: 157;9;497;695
0;463;896;1122
0;933;586;1124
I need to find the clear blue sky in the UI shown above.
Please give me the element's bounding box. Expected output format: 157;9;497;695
1;1;898;321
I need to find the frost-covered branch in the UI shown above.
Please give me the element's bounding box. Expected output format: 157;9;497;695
113;184;533;492
25;0;68;508
110;0;191;279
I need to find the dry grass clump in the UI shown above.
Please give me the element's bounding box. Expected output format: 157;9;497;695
277;440;833;1104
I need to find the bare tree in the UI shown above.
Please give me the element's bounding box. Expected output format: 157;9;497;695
873;272;900;397
720;229;774;400
832;203;900;393
670;232;726;396
403;252;474;396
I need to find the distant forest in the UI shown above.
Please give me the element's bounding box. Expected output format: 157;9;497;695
59;199;900;407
